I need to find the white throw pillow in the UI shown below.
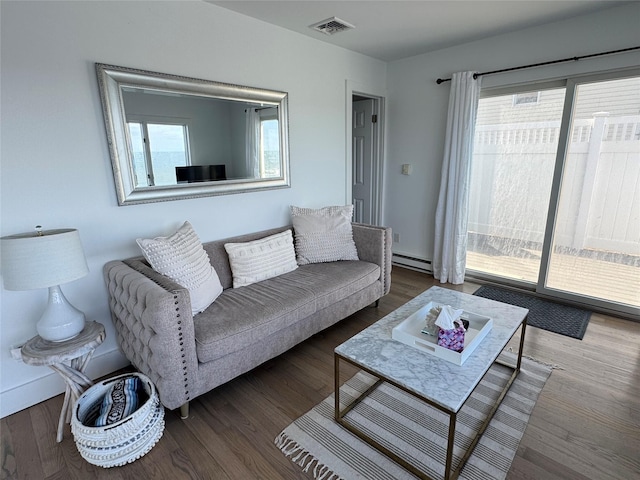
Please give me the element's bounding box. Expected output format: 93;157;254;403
290;205;359;265
224;230;298;288
136;221;223;315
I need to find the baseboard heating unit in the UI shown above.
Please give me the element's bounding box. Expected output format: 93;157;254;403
392;253;433;274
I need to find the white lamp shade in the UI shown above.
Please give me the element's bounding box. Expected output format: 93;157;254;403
1;229;89;291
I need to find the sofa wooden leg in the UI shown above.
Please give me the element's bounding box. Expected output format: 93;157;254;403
374;299;379;308
180;402;189;419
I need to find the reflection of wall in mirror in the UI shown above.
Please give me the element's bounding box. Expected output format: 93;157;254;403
229;103;248;179
122;89;261;182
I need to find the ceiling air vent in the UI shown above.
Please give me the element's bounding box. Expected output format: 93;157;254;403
310;17;355;35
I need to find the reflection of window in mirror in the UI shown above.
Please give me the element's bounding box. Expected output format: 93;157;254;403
127;120;191;187
258;107;280;178
260;119;279;177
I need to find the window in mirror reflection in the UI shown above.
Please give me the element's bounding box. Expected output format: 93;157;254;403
246;107;281;179
127;120;190;187
260;118;280;177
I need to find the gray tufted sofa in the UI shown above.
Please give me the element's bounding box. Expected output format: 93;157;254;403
103;223;392;418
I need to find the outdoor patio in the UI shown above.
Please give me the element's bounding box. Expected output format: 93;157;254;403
467;247;640;308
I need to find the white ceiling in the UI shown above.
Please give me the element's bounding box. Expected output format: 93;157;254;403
208;1;629;62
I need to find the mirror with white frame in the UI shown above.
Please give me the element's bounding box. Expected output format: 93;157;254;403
96;63;290;205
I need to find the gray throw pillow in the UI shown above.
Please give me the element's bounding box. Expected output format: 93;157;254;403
290;205;359;265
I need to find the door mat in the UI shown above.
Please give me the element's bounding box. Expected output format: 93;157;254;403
473;285;591;339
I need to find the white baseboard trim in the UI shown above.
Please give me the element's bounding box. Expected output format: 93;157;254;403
0;348;130;418
392;252;433;274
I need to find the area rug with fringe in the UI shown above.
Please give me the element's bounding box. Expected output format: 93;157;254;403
473;285;591;340
275;352;552;480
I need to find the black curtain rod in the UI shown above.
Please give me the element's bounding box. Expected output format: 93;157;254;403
435;45;640;84
244;106;275;112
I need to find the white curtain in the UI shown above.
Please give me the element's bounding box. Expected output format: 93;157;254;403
433;71;481;284
245;109;260;178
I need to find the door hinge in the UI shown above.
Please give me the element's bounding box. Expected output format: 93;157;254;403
372;114;378;123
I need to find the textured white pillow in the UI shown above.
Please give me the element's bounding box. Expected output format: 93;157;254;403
224;230;298;288
290;205;359;265
136;221;223;314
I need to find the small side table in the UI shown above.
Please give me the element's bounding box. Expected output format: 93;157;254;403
21;321;106;442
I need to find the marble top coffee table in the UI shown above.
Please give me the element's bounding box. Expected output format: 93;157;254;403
334;286;528;480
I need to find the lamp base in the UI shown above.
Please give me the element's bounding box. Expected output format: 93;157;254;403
37;285;86;342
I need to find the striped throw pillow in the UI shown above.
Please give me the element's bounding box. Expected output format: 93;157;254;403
224;230;298;288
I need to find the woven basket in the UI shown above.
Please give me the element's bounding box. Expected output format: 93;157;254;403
71;372;164;468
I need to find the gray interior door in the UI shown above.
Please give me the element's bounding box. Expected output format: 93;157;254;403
352;99;374;223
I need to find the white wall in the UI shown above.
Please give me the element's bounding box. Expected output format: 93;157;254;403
0;0;386;417
384;3;640;264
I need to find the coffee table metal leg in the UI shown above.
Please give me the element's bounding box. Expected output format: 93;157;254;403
496;317;527;372
445;413;456;479
335;353;460;480
453;318;528;478
333;317;528;480
335;353;432;479
517;317;527;370
335;354;383;420
334;353;340;421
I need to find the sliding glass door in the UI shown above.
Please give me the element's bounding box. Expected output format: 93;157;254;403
467;86;566;284
467;70;640;316
542;76;640;309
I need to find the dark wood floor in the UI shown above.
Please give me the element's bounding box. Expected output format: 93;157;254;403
2;267;639;479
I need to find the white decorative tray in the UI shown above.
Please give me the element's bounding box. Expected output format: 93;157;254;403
391;301;493;365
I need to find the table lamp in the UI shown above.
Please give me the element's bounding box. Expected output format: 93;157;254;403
1;227;89;342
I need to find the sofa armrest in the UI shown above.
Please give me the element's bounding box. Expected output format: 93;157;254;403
352;223;392;296
103;259;198;410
